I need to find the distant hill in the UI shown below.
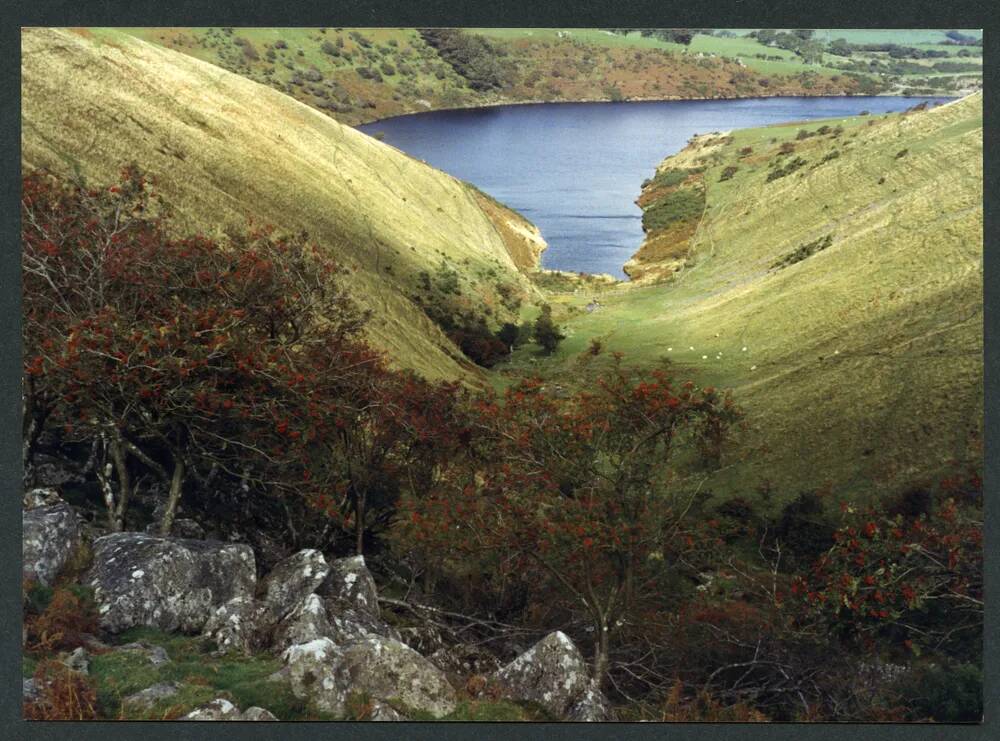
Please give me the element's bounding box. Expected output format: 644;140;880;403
513;94;983;505
113;27;919;126
22;28;546;384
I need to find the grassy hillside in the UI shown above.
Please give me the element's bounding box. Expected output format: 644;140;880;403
22;27;546;384
114;27;892;126
504;94;983;507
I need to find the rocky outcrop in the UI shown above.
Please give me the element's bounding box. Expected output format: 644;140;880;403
123;682;181;710
272;594;333;651
318;555;378;616
429;643;502;678
116;641;170;666
492;631;607;720
181;698;277;721
87;533;255;633
202;596;267;654
566;679;610;722
261;549;330;622
319;555;401;644
23;493;80;587
281;635;456;718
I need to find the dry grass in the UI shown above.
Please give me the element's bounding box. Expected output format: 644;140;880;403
22;28;542;384
512;95;983;505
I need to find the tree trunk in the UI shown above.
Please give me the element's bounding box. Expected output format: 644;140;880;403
355;493;365;555
158;457;185;537
593;619;610;690
109;436;131;532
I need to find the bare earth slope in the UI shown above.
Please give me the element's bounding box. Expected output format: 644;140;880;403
531;95;983;503
21;28;544;383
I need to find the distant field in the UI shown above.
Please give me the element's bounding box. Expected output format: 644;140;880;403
811;29;981;44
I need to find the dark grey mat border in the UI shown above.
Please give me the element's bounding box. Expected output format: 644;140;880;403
1;1;995;739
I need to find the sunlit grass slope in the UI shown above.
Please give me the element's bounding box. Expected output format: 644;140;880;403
22;28;544;384
510;95;983;506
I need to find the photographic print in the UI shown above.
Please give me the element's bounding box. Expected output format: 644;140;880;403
20;25;983;723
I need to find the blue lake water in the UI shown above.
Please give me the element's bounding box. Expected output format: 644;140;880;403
360;96;948;278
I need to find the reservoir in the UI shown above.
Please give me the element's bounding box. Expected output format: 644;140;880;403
361;96;947;277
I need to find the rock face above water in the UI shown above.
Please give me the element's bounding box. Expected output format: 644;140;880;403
281;635;457;718
23;494;80;587
492;631;607;720
87;533;255;633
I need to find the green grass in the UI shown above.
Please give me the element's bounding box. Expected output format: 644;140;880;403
88;627;327;720
811;29;981;45
503;95;983;511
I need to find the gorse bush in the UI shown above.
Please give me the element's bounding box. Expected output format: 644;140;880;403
642;187;705;232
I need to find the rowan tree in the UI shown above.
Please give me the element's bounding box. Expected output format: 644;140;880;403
398;358;744;686
22;167;369;533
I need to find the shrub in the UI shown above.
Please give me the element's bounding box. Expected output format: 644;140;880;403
380;61;396;76
532;304;565;355
765;156;807;183
902;663;983;722
778;142;796;154
719;166;739;182
642;187;705;232
738;146;753;156
320;40;339;56
770;233;833;269
23;660;99;720
24;584;99;652
418;29;513;92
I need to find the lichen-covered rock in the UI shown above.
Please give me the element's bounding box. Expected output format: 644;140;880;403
23;498;80;586
337;636;457;718
260;549;329;622
87;533;255;633
282;635;456;718
318;555;379;617
180;699;277;720
429;643;502;678
180;698;242;720
281;638;346;715
23;487;65;510
123;682;181;710
241;706;279;721
325;605;401;646
565;679;610;722
202;596;267;654
116;641;170;666
492;631;594;719
23;678;41;704
61;647;90;675
369;700;405;721
272;594;333;651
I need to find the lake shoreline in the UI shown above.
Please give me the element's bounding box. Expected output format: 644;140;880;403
353;91;957;129
360;96;954;278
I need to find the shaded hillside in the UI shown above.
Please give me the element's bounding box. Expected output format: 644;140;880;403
22;28;545;383
509;94;983;505
115;27;886;126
